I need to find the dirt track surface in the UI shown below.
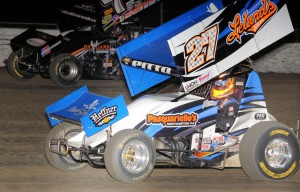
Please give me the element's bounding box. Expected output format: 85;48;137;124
0;67;299;192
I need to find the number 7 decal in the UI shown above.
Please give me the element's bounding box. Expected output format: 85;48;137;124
184;23;219;75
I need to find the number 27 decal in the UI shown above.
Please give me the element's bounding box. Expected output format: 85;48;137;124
184;24;219;75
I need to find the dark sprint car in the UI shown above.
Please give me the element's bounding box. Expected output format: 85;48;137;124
6;0;159;87
44;0;300;183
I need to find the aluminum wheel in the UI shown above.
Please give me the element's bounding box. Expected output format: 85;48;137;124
239;121;300;180
104;129;156;183
265;138;292;169
62;131;82;163
121;140;150;174
58;61;79;81
49;53;82;87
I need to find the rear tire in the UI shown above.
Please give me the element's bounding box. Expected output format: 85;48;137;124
104;129;156;183
44;122;88;172
49;53;82;87
239;121;300;180
6;49;35;79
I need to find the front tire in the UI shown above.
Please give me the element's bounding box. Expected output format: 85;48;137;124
104;129;156;183
6;49;35;79
49;53;82;87
239;121;300;180
44;122;88;172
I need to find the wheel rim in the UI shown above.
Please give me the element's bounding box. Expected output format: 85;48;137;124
264;138;292;169
58;61;78;81
61;131;81;163
13;54;29;75
121;140;150;174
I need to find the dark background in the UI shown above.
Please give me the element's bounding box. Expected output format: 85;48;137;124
0;1;203;27
0;0;298;42
0;0;298;28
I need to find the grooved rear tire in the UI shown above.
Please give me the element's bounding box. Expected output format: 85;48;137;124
239;121;300;180
104;129;156;183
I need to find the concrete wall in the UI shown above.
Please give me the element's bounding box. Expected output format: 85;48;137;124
1;27;299;73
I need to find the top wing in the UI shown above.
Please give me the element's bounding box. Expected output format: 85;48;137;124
57;0;160;32
117;0;226;96
117;0;293;96
100;0;161;31
168;0;294;93
57;0;100;32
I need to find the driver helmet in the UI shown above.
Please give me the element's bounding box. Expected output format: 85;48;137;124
211;75;235;99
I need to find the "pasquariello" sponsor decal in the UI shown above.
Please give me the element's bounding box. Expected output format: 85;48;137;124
146;112;198;127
